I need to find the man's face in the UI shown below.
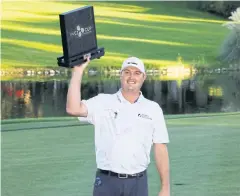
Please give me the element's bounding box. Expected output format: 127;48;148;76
120;66;146;92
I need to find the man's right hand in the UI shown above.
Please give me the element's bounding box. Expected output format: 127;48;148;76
73;57;91;73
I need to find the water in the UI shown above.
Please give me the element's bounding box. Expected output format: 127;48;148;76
1;69;240;120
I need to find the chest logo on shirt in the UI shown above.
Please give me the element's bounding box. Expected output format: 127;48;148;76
138;113;152;120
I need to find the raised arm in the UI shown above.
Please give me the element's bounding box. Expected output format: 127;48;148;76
66;58;90;117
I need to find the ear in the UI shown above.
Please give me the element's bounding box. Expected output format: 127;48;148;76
143;73;147;80
119;71;122;78
119;71;123;80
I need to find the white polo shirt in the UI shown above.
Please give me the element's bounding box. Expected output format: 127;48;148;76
78;90;169;174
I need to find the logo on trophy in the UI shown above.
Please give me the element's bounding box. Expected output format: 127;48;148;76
57;6;105;68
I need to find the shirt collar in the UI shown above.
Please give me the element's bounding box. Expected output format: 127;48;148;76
116;89;144;104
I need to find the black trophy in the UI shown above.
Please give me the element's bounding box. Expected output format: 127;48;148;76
57;5;105;68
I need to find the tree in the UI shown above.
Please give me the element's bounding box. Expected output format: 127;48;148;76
219;8;240;65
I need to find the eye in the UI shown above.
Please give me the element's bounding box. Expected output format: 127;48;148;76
135;71;141;75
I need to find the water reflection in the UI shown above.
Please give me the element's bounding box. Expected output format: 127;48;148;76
1;70;240;120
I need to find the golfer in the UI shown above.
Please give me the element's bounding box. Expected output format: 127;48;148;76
66;57;170;196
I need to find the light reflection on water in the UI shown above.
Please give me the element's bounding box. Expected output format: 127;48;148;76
1;69;240;120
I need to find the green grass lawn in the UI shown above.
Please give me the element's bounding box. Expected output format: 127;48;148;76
2;113;240;196
1;1;228;69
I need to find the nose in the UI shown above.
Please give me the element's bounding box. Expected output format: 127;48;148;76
128;74;136;81
128;72;136;78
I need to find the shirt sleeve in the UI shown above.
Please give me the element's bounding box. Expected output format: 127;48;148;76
78;94;102;125
152;104;169;144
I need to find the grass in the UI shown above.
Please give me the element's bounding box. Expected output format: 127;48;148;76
1;113;240;196
1;1;229;69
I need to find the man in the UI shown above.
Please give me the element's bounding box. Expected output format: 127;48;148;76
66;56;170;196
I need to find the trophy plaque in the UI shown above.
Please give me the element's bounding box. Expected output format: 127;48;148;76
57;5;105;68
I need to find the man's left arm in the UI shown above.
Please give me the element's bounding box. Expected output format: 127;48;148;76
154;143;170;196
152;104;170;196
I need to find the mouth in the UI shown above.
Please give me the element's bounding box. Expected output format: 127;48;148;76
127;80;136;84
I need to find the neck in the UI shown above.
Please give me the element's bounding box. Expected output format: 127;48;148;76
121;89;140;103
